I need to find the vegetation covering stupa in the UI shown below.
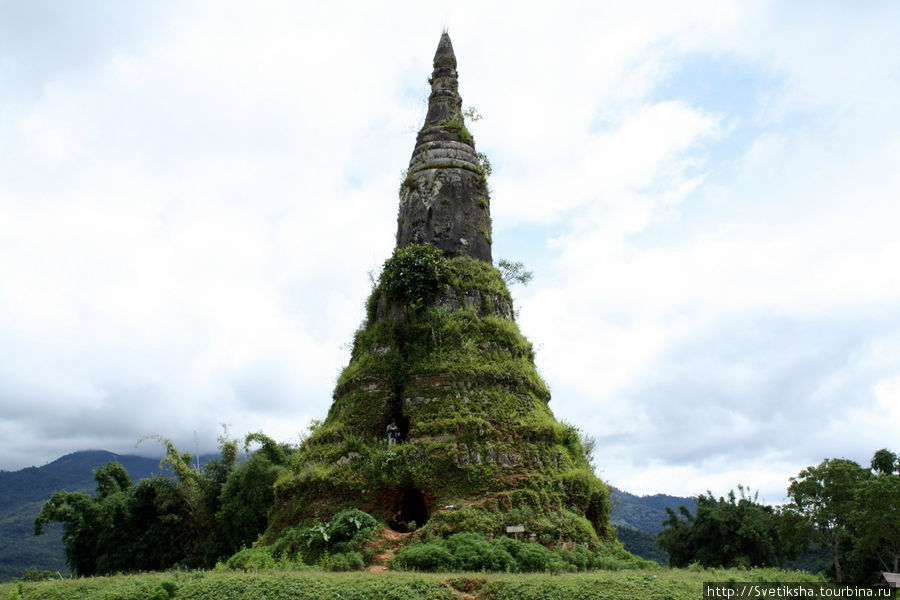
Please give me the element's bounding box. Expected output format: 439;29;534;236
266;33;610;546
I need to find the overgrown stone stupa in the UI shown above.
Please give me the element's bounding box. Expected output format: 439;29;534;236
266;33;609;546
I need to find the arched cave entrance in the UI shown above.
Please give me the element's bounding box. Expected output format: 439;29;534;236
389;487;429;532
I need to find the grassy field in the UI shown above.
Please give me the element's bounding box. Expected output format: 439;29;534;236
0;567;824;600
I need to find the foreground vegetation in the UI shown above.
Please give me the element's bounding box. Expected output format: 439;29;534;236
0;567;824;600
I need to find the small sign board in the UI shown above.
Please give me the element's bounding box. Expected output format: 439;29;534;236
506;525;525;533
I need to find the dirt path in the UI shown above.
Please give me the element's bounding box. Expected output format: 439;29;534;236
365;527;408;571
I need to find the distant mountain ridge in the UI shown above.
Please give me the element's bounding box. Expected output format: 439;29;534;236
0;450;696;580
610;487;697;533
0;450;165;581
0;450;163;505
609;486;697;565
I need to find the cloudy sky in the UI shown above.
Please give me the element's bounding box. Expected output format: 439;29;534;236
2;1;899;502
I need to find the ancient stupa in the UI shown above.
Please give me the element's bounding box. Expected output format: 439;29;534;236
266;33;609;545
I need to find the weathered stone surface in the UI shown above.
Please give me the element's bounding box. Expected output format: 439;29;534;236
437;288;513;320
331;376;390;399
333;452;361;466
451;442;524;469
396;32;492;263
374;288;512;322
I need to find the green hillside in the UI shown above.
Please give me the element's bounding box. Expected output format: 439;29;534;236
608;486;696;565
615;526;670;565
609;487;696;534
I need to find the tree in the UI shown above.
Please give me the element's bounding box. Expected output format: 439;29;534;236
656;504;694;567
497;258;532;287
127;476;193;569
871;448;897;475
139;431;243;565
34;462;136;575
34;489;102;575
657;487;795;568
93;461;131;498
36;431;296;574
787;458;871;584
850;473;900;573
218;432;290;550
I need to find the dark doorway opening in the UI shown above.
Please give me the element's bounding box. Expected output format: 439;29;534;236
389;488;429;532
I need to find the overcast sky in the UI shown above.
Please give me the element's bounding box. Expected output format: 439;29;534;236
1;1;899;503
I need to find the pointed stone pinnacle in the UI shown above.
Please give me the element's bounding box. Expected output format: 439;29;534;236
395;33;493;263
424;32;462;127
433;31;457;70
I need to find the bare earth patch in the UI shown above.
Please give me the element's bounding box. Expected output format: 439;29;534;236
365;527;409;570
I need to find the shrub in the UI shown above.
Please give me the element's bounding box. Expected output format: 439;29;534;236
267;509;378;565
559;545;594;571
445;533;516;572
321;551;365;571
328;509;379;543
223;546;276;571
271;523;312;559
427;506;497;536
392;543;455;571
388;532;656;574
146;581;178;600
381;244;449;309
21;569;58;582
515;542;552;572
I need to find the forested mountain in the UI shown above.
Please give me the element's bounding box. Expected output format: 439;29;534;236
0;451;163;581
609;487;696;565
610;487;696;533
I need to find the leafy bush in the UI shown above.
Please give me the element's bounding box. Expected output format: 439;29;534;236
327;509;378;543
445;533;516;572
392;543;455;571
321;551;365;572
515;542;552;572
228;510;378;569
218;448;286;551
271;523;310;559
381;244;449;308
559;545;594;571
223;547;276;571
20;570;57;582
391;532;645;574
33;432;298;576
145;581;178;600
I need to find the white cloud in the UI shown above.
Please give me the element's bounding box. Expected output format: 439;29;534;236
1;1;899;506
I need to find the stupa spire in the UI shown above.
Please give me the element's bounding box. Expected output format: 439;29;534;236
396;32;493;263
424;32;461;126
262;33;611;556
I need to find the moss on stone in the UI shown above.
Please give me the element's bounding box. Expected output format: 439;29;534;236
440;118;474;146
265;250;610;547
